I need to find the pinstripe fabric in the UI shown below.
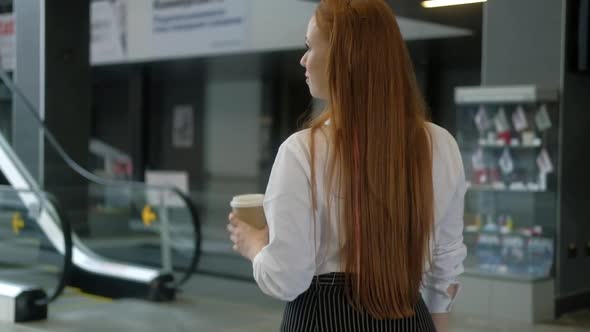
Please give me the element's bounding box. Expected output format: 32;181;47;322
281;273;437;332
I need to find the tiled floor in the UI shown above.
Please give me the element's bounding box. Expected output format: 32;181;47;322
1;274;588;332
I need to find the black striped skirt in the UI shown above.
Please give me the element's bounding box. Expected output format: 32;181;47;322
281;273;436;332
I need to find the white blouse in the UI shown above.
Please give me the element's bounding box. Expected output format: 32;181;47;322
253;122;467;314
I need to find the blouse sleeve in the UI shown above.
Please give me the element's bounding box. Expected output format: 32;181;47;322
252;135;317;301
421;131;468;313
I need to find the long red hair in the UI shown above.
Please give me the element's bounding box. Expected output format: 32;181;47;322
308;0;434;319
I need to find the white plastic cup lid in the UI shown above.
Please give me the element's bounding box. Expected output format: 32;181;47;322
230;194;265;208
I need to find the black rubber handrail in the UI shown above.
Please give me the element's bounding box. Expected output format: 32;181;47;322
46;194;73;302
172;191;201;288
41;193;73;303
0;185;73;304
0;68;201;288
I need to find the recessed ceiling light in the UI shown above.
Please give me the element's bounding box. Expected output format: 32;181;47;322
422;0;487;8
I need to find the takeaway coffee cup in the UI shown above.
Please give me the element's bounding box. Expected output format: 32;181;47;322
230;194;266;229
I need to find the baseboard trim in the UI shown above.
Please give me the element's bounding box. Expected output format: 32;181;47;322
556;290;590;317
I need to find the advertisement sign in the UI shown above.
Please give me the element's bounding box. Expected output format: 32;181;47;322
172;105;194;148
91;0;249;64
91;0;128;63
149;0;249;59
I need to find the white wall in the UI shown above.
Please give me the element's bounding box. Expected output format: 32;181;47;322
249;0;472;52
204;58;262;178
249;0;315;52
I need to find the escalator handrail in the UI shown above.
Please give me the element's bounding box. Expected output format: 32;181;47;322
42;193;73;303
0;69;200;288
171;189;201;287
0;186;73;304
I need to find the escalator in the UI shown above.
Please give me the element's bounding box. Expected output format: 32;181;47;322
0;69;202;301
0;186;72;322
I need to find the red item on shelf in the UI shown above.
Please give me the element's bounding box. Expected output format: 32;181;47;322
474;169;488;184
497;131;511;145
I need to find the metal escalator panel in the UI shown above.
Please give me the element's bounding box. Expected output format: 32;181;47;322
80;184;199;286
0;186;72;322
0;68;201;301
0;117;159;297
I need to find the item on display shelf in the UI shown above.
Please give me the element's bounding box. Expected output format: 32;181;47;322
499;148;515;175
531;225;543;236
500;225;511;235
471;149;487;184
465;214;483;233
537;149;554;174
483;215;499;233
517;226;543;237
527;237;554;278
497;133;510;146
474;105;492;132
492;181;507;190
472;148;485;170
508;216;516;229
501;235;527;275
512;105;529;132
476;214;483;228
509;181;527;191
521;131;538;146
518;227;534;237
473;170;487;185
502;215;514;234
486;131;497;145
476;234;502;271
534;104;552;131
494;107;510;132
510;138;521;146
527;182;540;191
494;108;511;145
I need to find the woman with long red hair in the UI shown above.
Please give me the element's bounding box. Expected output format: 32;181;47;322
228;0;466;331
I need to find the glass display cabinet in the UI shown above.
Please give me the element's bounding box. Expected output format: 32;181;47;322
453;85;559;323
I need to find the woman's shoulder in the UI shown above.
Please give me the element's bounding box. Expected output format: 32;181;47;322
425;122;455;145
282;127;330;153
426;123;460;157
425;122;465;187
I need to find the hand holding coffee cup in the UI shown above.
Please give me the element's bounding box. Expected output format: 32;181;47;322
230;194;267;229
228;194;268;260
